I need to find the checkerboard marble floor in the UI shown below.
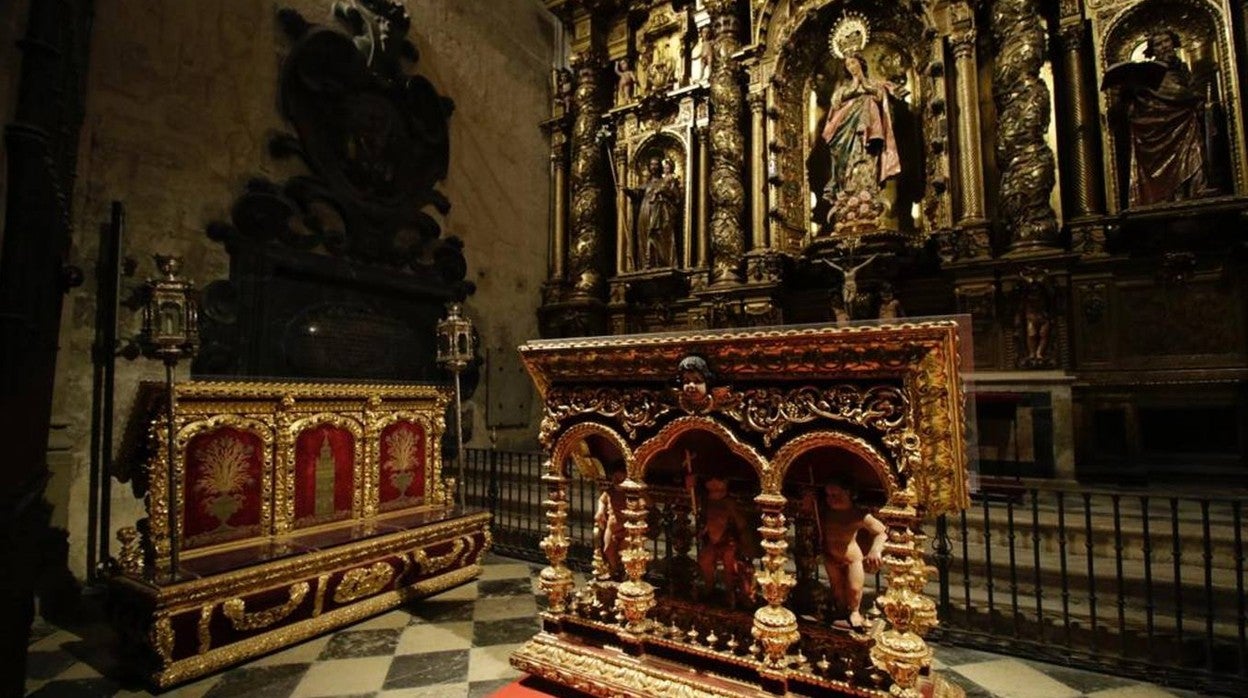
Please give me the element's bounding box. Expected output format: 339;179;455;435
26;554;1211;698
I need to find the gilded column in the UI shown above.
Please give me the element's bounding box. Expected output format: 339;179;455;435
748;90;767;251
615;142;630;273
696;125;711;269
551;137;569;280
991;0;1060;253
706;0;746;284
949;30;989;238
1058;22;1102;219
615;478;654;635
567;51;610;297
538;467;575;614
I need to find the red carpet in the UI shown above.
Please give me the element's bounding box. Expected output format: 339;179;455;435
488;675;591;697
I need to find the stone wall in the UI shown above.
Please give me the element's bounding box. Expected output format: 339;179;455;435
48;0;555;579
0;0;33;250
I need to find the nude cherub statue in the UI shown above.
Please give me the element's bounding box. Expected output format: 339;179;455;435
593;468;628;579
803;479;887;629
614;59;636;105
684;473;757;608
820;254;877;319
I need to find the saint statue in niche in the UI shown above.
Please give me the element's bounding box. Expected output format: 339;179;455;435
626;155;682;269
819;15;900;236
1105;29;1211;206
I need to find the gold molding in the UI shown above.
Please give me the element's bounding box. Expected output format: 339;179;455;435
150;564;481;688
222;582;311;631
332;562;396;604
412;536;470;576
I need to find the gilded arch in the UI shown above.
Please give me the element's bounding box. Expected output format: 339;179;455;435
632;415;768;485
548;421;635;480
769;430;898;496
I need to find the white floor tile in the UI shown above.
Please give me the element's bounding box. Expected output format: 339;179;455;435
351;609;414;631
952;659;1082;698
51;662;103;681
290;656;392;698
1085;686;1182;697
377;685;468;698
478;563;533;581
396;621;474;655
467;643;525;682
250;634;333;667
472;595;536;622
431;581;479;602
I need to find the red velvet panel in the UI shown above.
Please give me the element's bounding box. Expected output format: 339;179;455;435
379;420;426;508
183;427;265;547
293;424;356;526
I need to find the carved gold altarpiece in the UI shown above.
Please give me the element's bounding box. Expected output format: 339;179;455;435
511;320;971;698
540;0;1248;484
106;381;491;688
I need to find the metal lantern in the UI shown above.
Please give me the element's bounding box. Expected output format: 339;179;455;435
139;254;199;364
138;254;200;581
436;303;474;509
436;303;474;371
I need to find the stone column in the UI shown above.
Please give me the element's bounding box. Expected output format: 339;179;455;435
991;0;1060;253
949;30;989;235
706;0;746;284
748;90;767;251
567;51;610;297
1058;21;1108;255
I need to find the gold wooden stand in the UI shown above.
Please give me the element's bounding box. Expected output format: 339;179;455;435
106;381;492;688
513;322;970;697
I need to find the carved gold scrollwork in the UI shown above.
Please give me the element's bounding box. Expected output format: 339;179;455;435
706;0;745;284
722;384;909;448
568;51;609;297
412;538;468;576
543;387;674;445
991;0;1059;251
198;605;214;654
151;615;175;664
313;573;330;616
332;562;396;604
222;582;311;631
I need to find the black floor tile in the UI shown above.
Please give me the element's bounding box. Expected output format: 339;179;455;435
468;678;515;697
202;663;310;698
317;628;402;660
25;650;80;680
26;678;123;698
472;616;541;647
408;599;477;624
382;649;470;689
477;578;533;598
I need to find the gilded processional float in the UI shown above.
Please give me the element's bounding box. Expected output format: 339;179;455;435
511;321;972;698
538;0;1248;483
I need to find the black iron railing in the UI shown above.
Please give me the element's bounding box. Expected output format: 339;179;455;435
461;448;1248;695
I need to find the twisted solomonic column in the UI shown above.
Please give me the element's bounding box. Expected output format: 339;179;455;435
707;0;746;284
567;51;610;297
991;0;1059;253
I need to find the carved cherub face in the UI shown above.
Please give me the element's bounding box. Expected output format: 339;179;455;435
706;477;729;500
680;369;707;400
825;483;853;510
